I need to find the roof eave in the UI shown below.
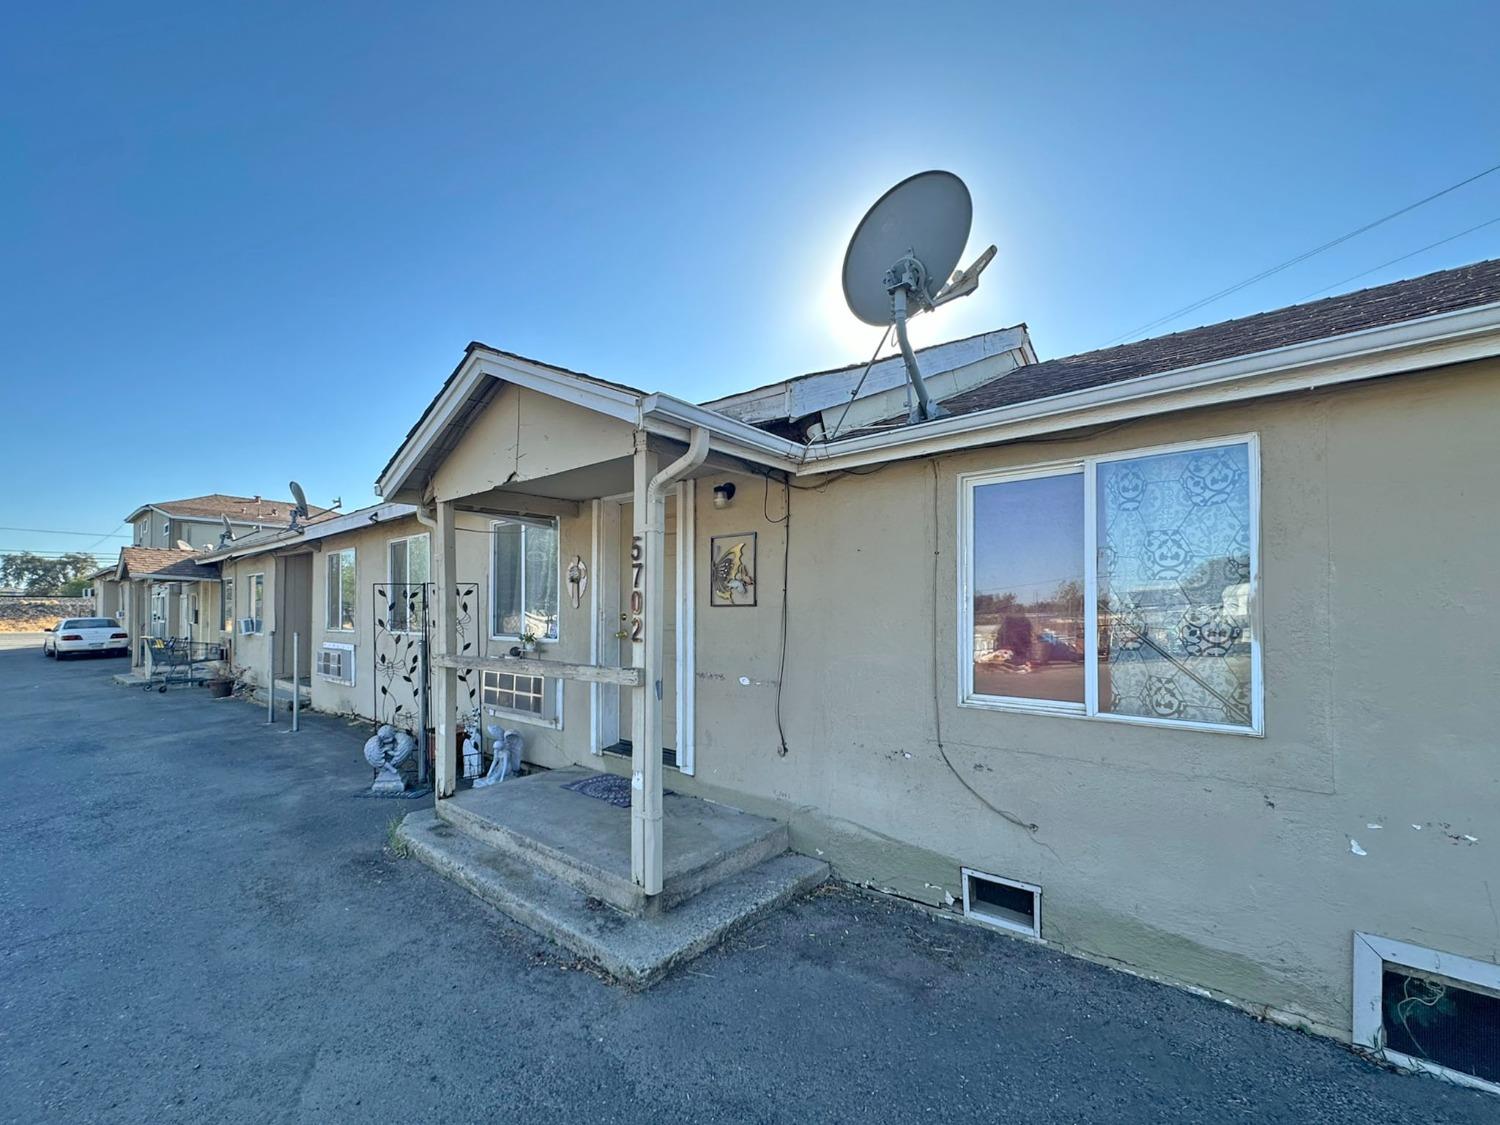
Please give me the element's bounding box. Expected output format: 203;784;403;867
376;347;645;502
797;299;1500;474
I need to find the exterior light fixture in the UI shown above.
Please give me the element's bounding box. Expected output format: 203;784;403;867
712;482;736;509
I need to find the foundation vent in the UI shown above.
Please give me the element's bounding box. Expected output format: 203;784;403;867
1354;932;1500;1095
961;868;1040;939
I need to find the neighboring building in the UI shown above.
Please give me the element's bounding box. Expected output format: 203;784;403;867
96;493;326;666
125;494;328;551
110;547;221;667
366;258;1500;1066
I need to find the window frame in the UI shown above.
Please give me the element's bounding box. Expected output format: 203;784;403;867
488;516;561;643
221;576;235;633
385;533;430;635
481;668;563;730
244;572;265;634
957;433;1263;737
325;547;357;633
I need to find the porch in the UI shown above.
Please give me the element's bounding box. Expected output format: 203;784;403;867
398;767;826;984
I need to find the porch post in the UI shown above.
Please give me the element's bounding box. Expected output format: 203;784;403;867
432;498;459;799
630;434;665;895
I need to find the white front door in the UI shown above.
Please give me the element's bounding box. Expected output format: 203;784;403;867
595;483;695;773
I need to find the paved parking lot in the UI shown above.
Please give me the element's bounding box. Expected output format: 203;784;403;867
0;636;1492;1123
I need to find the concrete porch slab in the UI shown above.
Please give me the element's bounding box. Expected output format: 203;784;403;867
436;768;789;915
398;808;827;987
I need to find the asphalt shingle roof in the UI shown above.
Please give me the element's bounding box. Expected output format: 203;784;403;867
118;548;216;582
932;258;1500;420
150;494;330;522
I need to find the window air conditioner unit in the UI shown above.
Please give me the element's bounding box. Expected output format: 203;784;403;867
316;642;355;686
239;618;261;634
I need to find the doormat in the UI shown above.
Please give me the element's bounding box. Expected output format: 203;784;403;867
354;786;434;800
561;773;672;809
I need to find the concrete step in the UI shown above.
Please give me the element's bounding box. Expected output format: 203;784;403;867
398;808;827;987
436;776;790;916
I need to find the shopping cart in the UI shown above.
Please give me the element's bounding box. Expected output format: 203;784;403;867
143;638;223;693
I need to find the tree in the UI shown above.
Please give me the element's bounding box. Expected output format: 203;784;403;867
0;552;99;594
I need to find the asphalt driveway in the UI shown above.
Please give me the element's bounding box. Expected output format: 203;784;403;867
0;636;1492;1123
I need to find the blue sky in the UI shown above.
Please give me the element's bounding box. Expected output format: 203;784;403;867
3;2;1498;563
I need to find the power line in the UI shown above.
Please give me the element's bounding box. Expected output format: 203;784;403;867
1296;215;1500;301
0;525;131;538
1100;159;1500;348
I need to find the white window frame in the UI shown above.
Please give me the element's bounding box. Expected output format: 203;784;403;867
481;668;563;731
325;547;357;632
221;576;235;633
244;572;265;634
1353;931;1500;1096
385;533;430;635
957;433;1263;736
488;517;561;643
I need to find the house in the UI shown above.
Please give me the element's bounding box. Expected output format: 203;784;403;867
125;493;327;550
369;257;1500;1063
96;493;325;668
109;548;221;667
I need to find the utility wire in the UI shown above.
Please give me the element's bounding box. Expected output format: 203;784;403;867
1100;159;1500;347
0;525;131;538
1295;215;1500;301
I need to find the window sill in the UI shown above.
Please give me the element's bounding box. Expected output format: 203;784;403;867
482;703;561;732
960;695;1263;737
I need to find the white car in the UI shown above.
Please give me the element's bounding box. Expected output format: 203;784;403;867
44;618;131;659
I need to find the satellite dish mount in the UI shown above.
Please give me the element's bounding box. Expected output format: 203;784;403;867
842;171;996;423
287;481;311;532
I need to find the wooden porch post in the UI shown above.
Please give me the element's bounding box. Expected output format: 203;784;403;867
432;498;459;799
630;435;665;895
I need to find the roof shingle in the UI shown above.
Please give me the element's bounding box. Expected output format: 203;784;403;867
117;547;216;582
932;258;1500;420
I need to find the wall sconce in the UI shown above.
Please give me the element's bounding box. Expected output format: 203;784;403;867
712;482;736;509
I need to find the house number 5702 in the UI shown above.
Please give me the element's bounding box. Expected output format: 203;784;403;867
629;535;644;642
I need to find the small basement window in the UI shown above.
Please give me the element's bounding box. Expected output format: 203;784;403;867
961;868;1040;939
1354;932;1500;1095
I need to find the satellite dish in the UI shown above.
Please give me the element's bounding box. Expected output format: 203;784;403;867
840;171;996;423
175;539;193;551
218;515;236;547
288;480;310;531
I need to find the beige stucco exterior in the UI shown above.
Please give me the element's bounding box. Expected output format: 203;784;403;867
395;357;1499;1040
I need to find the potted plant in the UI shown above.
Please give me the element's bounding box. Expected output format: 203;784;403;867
519;631;539;656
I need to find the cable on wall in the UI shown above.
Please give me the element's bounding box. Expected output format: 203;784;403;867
927;459;1055;854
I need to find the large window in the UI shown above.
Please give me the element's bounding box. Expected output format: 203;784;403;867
490;518;559;640
386;534;430;633
326;548;357;631
960;435;1261;734
245;573;265;634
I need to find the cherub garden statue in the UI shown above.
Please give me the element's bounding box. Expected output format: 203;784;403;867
363;724;416;794
473;723;523;788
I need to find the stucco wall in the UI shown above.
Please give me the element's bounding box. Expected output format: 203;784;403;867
542;360;1496;1037
430;384;635;502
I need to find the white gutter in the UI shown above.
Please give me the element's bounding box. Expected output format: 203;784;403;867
798;299;1500;474
640;394;804;471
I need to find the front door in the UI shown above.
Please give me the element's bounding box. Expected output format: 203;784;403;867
618;497;676;761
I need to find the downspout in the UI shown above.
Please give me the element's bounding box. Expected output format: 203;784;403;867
633;426;710;896
648;427;711;510
414;500;439;787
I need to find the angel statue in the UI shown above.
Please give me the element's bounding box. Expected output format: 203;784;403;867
363;724;416;794
474;723;524;788
461;706;484;779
